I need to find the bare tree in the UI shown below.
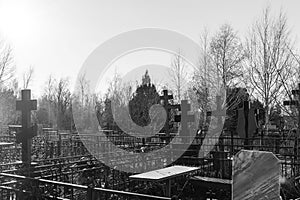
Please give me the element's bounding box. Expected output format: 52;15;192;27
45;75;55;100
190;29;213;128
37;76;71;128
73;73;102;131
54;78;72;130
210;24;245;90
190;27;247;130
0;41;15;87
39;77;71;129
22;66;34;89
169;50;188;102
76;72;91;107
245;7;297;127
106;70;133;105
37;75;56;126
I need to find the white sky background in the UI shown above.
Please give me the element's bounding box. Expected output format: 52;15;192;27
0;0;299;98
95;50;195;96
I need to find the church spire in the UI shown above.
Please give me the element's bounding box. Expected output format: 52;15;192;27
142;70;151;86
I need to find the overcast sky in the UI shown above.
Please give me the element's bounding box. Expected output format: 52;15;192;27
0;0;299;97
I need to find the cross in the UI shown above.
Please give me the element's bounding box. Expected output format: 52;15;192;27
207;95;226;121
159;89;180;142
160;90;173;106
16;89;37;168
207;95;226;151
160;90;181;110
179;100;195;143
243;100;250;148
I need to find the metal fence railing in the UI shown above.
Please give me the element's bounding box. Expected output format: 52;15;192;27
0;172;171;200
1;129;300;185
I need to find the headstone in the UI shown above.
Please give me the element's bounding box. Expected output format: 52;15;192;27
236;101;258;145
233;150;280;200
190;150;280;199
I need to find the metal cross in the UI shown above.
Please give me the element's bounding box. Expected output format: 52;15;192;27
16;89;37;167
159;89;180;142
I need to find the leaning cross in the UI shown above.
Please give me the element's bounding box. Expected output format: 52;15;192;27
16;89;37;168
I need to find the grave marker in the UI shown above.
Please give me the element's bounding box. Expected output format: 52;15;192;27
236;100;258;149
16;89;37;168
160;89;180;142
207;95;225;123
233;150;280;200
207;95;226;151
191;150;281;199
179;100;195;143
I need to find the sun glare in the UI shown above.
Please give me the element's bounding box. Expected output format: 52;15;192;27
0;1;37;44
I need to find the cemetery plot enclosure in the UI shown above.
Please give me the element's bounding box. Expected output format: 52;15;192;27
1;129;300;199
1;89;300;200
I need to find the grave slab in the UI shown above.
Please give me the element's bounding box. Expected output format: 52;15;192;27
233;150;280;200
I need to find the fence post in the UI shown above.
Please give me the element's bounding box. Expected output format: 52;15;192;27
87;186;95;200
50;142;54;158
57;133;61;157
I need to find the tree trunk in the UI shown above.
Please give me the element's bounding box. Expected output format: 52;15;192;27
264;104;269;135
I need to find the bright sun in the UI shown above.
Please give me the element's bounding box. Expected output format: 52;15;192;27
0;1;37;44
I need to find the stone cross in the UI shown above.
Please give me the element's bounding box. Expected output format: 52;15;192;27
16;89;37;167
179;100;195;143
207;95;225;123
160;89;180;142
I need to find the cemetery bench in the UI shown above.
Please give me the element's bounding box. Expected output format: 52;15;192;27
130;165;199;197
